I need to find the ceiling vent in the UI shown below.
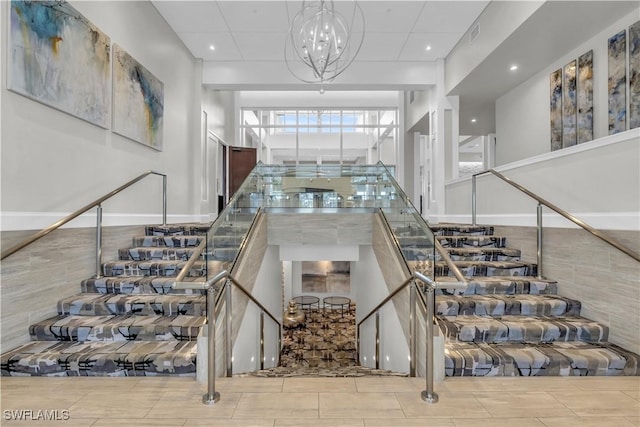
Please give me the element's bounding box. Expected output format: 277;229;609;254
469;22;480;43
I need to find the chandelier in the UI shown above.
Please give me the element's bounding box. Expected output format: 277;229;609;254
285;0;365;91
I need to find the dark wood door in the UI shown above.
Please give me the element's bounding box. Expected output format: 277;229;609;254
229;146;257;200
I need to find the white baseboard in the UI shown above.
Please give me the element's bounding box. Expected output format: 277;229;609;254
0;212;210;232
428;212;640;231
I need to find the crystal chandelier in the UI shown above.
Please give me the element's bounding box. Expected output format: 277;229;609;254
285;0;365;91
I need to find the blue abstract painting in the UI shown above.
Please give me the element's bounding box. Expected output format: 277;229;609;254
630;20;640;130
9;0;110;127
113;44;164;151
577;50;593;144
550;68;563;151
608;30;626;134
562;60;577;148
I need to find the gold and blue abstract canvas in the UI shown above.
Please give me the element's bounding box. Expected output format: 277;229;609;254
549;68;563;151
113;45;164;151
608;29;627;134
562;60;577;148
577;50;593;144
8;0;110;127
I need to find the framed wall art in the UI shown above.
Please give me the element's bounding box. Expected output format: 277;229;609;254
608;29;627;134
630;20;640;130
562;60;577;148
112;44;164;150
8;0;110;127
301;261;350;294
550;68;563;151
577;50;594;143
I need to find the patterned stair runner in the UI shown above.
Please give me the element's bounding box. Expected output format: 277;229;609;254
1;223;222;377
410;223;640;376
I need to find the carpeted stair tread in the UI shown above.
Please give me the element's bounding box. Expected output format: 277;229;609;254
436;294;581;317
434;276;558;295
443;247;521;262
81;276;207;295
102;260;208;277
1;340;197;376
118;247;239;262
438;314;608;344
434;260;537;277
436;235;508;248
29;314;205;342
444;341;640;376
132;235;206;248
57;294;206;316
430;224;495;236
145;224;212;236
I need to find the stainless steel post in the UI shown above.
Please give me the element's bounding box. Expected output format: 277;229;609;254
537;203;543;279
202;285;220;405
471;175;477;225
409;284;416;377
225;280;233;377
375;311;380;370
95;205;103;279
421;285;439;403
260;311;265;370
162;175;167;226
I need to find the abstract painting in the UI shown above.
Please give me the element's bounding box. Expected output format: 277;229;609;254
577;50;594;144
630;20;640;130
113;44;164;150
301;261;350;294
562;60;577;148
608;29;627;134
8;0;110;127
550;68;563;151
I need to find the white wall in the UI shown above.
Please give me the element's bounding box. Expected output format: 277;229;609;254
1;1;203;230
203;90;236;144
495;10;640;165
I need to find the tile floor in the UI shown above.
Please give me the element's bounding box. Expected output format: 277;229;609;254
0;376;638;426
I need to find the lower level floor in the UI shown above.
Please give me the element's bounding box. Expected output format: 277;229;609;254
1;375;638;426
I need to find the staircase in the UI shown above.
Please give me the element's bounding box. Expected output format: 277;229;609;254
407;224;640;377
1;224;226;377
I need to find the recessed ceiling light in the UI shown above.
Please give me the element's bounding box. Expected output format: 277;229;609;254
209;45;215;51
425;45;432;51
471;118;477;123
510;64;518;71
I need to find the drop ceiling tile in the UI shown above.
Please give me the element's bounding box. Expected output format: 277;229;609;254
233;32;288;61
398;32;463;61
412;1;489;33
179;32;242;61
217;1;291;33
151;1;228;33
358;1;426;33
358;32;411;61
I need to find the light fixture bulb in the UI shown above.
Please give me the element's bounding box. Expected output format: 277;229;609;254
209;45;215;51
471;118;477;123
425;45;432;51
510;64;518;71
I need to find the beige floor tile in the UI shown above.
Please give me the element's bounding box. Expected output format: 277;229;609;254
319;392;404;418
93;419;187;426
66;391;161;419
145;390;241;418
439;377;582;393
185;419;275;426
452;418;545;426
129;376;201;392
549;390;640;417
1;377;139;392
355;377;421;392
1;419;96;427
217;377;285;393
395;391;490;419
283;377;356;393
365;419;455;426
571;377;640;392
626;417;640;426
473;391;575;418
1;390;88;410
538;416;636;426
233;392;318;418
275;419;365;426
625;389;640;401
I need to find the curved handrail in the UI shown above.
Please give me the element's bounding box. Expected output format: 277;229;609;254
357;275;414;330
472;169;640;263
1;171;167;260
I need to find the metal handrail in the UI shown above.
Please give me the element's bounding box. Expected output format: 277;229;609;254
434;239;467;283
358;276;414;329
1;171;167;265
472;169;640;264
377;210;413;276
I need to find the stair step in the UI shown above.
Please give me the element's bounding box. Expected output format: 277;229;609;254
437;235;508;248
1;340;197;376
430;224;495;236
436;295;581;317
81;276;206;295
434;277;558;295
132;235;206;248
444;248;521;262
438;315;608;344
102;260;208;277
145;224;212;236
57;294;206;316
118;247;239;262
435;260;537;277
444;341;640;376
29;314;205;342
